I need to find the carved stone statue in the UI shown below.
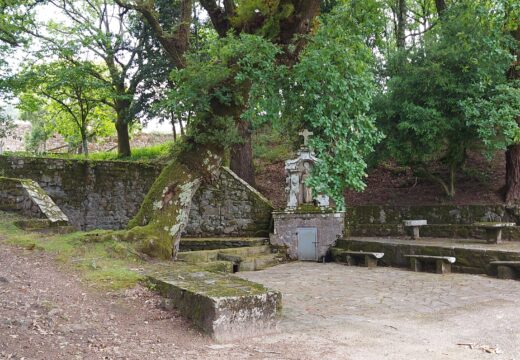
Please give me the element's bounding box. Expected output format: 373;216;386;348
284;129;330;210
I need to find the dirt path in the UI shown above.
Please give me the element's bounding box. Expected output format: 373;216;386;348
0;244;316;360
5;240;519;360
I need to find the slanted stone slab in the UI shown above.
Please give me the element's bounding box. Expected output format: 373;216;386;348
403;220;427;239
0;177;69;225
405;255;455;274
147;268;281;341
475;222;516;244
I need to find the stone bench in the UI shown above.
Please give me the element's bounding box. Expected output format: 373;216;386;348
339;250;384;268
405;255;456;274
489;261;520;280
403;220;427;239
474;222;516;244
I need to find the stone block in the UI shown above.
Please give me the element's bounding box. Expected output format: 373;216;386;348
148;269;281;341
497;265;516;280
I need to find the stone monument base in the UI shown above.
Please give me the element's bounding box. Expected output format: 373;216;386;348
270;210;345;261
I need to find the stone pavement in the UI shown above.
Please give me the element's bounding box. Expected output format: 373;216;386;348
237;262;520;359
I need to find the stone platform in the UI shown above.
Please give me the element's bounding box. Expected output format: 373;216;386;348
146;266;281;341
333;237;520;275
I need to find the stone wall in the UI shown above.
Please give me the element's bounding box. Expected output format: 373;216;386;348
0;156;162;230
346;205;520;240
346;205;520;225
184;167;273;237
0;156;274;236
0;177;43;218
271;211;345;260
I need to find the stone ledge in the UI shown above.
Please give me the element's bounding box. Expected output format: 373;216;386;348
348;223;520;241
147;268;282;341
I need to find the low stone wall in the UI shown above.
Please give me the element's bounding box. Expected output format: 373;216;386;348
0;156;274;235
0;156;162;230
185;167;273;237
346;205;520;240
346;205;519;225
148;267;281;341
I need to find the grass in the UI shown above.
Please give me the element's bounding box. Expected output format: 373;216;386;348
253;128;294;167
3;141;175;163
0;212;145;290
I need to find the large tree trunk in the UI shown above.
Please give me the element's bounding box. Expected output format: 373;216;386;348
504;26;520;204
230;119;255;186
115;100;132;157
115;119;131;157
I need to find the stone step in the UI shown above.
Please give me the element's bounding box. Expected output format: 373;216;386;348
177;245;272;264
239;254;285;272
179;237;269;252
146;267;281;341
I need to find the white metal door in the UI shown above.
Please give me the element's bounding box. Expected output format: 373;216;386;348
297;227;317;261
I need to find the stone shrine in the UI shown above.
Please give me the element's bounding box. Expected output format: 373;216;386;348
270;130;345;261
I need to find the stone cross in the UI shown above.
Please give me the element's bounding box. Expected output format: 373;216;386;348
299;129;313;146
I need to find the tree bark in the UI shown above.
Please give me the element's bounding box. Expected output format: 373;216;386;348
230;119;255;186
435;0;446;16
81;133;89;157
171;111;177;141
396;0;407;49
114;99;132;157
115;119;131;157
504;25;520;203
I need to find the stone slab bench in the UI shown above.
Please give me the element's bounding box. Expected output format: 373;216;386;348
403;220;427;239
331;248;384;268
405;255;456;274
147;268;281;341
474;222;516;244
489;261;520;280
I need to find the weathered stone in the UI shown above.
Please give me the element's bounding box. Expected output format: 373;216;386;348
335;237;520;275
0;156;273;237
271;211;345;261
147;269;282;341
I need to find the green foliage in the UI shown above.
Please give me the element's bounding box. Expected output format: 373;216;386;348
253;127;294;165
281;5;384;208
5;141;174;162
164;33;281;146
14;60;115;155
230;0;294;39
377;2;519;196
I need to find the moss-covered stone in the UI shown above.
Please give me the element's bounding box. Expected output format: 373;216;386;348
146;266;281;341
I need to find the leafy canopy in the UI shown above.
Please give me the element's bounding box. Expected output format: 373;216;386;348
377;1;519;196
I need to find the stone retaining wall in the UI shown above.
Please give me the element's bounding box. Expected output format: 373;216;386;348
0;156;273;235
346;205;520;240
346;205;519;225
0;156;162;230
0;177;43;218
